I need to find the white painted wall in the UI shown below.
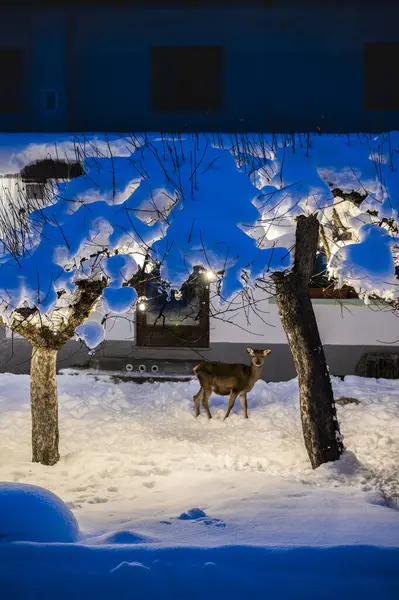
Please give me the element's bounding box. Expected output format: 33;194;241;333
210;299;399;346
8;291;396;347
0;176;23;207
208;287;399;346
5;294;398;347
99;288;399;347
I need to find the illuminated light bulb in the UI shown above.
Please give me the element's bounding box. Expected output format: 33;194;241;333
138;296;147;311
205;269;216;281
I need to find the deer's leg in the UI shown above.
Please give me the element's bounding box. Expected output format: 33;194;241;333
239;392;248;418
202;388;213;419
193;388;203;417
223;390;239;420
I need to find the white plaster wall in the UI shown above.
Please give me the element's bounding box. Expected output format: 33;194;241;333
209;289;399;346
98;289;399;347
313;303;399;346
0;176;23;206
5;296;398;347
93;309;136;342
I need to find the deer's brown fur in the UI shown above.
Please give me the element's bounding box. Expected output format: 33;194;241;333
193;347;271;420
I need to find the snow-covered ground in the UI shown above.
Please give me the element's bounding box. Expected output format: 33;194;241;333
1;371;399;597
1;370;398;543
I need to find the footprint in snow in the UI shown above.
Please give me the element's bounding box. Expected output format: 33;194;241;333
178;508;207;520
66;501;82;509
177;508;226;528
87;497;109;504
200;518;226;528
143;481;156;489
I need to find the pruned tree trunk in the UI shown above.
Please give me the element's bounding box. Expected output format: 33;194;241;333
30;346;59;466
11;280;106;467
272;215;344;469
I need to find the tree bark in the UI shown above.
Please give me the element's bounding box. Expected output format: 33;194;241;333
30;346;60;466
272;215;344;469
11;280;106;467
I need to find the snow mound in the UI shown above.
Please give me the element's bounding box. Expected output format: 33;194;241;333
178;508;207;520
103;531;151;545
0;482;79;543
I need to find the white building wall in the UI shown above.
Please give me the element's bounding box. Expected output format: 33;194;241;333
0;176;24;206
5;285;399;348
208;287;399;346
210;300;399;346
99;288;399;347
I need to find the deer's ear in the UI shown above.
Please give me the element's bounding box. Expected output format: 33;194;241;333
263;349;272;356
246;347;254;356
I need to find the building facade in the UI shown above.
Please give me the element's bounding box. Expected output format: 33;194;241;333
0;1;398;133
1;284;398;381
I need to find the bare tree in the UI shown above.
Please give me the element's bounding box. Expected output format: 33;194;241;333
272;215;343;468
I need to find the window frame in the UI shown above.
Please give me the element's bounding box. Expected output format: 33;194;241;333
135;268;210;348
24;181;47;201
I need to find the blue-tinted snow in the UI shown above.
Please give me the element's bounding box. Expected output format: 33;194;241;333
0;132;398;340
329;224;396;298
102;286;137;314
1;482;398;597
75;321;105;349
0;540;398;599
0;482;79;543
135;139;289;297
103;254;137;286
0;136;289;329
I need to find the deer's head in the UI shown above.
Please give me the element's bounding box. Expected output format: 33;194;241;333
246;347;272;368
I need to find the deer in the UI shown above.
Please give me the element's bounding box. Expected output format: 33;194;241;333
192;347;272;420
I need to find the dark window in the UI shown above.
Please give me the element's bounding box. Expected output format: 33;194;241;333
364;42;399;110
0;48;25;113
25;182;46;201
136;266;209;347
45;90;57;112
308;248;358;299
151;46;223;112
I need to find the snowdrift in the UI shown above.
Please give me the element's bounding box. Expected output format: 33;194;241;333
0;482;79;543
1;540;398;599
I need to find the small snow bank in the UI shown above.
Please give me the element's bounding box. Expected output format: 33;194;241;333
93;530;153;545
0;542;398;599
0;482;79;543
